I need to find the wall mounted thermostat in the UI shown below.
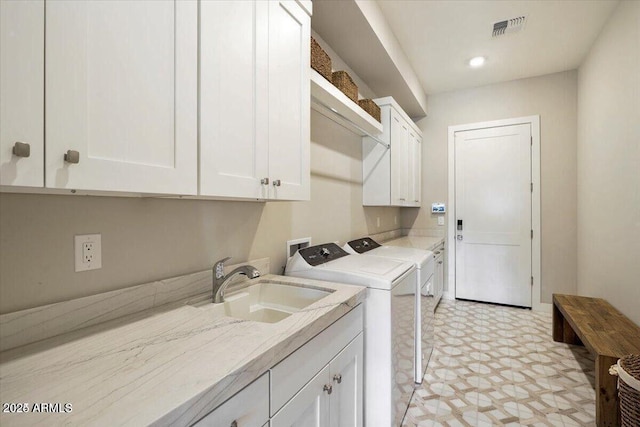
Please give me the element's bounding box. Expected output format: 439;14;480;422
431;203;446;214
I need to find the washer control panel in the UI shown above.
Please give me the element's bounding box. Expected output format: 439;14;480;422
347;237;381;254
299;243;349;266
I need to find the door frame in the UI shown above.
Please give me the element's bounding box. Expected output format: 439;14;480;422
447;116;545;311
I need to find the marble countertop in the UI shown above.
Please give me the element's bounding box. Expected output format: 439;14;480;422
383;235;445;251
0;275;366;426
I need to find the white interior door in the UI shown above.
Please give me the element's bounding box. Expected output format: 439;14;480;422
455;124;532;307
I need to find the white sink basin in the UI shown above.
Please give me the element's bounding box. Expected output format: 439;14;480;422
192;280;333;323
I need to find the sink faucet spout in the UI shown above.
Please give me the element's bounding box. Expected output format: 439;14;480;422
212;257;260;303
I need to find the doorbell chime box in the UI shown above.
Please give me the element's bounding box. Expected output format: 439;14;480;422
431;203;446;214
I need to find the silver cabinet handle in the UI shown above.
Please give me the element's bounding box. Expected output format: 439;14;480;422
12;142;30;158
64;150;80;164
438;261;443;264
230;421;237;427
333;374;342;384
399;198;405;201
323;384;333;395
272;179;281;187
260;177;269;185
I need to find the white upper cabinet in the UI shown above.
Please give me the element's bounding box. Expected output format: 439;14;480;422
200;0;310;201
0;0;44;188
200;1;269;199
45;0;198;194
408;131;422;206
267;0;310;201
363;97;422;207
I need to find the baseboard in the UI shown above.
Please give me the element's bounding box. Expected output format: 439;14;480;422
442;291;454;300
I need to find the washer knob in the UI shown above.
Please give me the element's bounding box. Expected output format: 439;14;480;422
321;247;330;257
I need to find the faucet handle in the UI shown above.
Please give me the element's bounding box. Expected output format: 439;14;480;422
214;257;232;279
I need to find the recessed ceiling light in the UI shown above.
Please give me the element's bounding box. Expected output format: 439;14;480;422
469;56;486;68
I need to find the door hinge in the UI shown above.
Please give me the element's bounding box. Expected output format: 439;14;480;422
531;136;533;146
530;182;533;192
531;276;534;286
531;229;533;239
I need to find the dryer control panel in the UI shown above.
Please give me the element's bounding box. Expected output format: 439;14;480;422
299;243;349;266
346;237;381;254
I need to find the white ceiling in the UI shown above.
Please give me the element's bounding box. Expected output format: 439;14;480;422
377;0;620;94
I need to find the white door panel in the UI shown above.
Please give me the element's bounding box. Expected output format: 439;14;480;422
45;0;197;194
199;0;268;198
268;0;310;200
0;0;44;187
455;124;531;307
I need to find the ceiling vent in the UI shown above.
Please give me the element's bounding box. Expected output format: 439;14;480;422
492;16;527;37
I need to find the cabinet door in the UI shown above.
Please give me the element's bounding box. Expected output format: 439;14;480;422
271;364;331;427
329;333;364;427
0;0;44;187
408;134;421;206
267;0;310;201
45;0;197;194
199;0;269;199
390;110;409;206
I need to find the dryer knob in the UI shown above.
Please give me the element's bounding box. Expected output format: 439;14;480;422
321;247;331;257
363;240;369;247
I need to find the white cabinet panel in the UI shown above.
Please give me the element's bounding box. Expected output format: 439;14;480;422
194;372;269;427
267;0;310;201
0;0;44;188
199;0;269;199
408;133;421;206
271;364;330;427
45;0;197;194
390;110;409;205
329;333;364;427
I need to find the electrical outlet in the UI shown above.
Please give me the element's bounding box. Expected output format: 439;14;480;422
75;234;102;272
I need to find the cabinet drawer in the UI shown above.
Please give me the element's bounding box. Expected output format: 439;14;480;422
194;372;269;427
270;304;363;415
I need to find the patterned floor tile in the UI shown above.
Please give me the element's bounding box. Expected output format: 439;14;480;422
403;299;596;427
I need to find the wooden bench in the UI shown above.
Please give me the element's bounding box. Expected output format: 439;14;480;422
553;294;640;427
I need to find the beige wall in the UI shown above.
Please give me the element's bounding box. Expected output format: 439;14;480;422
0;110;401;314
576;1;640;325
404;70;578;304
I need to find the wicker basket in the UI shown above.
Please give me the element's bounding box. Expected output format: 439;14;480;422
358;99;381;122
311;37;332;82
332;71;358;103
618;355;640;427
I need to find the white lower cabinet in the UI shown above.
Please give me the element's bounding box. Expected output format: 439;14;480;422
192;306;363;427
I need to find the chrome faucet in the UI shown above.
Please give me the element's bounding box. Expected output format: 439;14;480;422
212;257;260;303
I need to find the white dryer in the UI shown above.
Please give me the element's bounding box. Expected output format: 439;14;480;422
344;237;435;384
286;243;416;427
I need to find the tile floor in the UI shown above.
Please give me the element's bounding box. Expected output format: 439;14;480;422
403;299;596;427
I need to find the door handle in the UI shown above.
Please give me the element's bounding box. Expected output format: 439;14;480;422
456;235;463;241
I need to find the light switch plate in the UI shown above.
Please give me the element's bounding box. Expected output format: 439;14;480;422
75;234;102;272
438;216;445;226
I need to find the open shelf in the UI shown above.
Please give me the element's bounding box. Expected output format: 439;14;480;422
310;68;384;138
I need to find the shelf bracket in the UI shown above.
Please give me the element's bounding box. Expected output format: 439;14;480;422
311;98;389;149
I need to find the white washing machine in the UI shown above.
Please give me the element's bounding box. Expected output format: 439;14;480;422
344;237;435;384
286;243;417;427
